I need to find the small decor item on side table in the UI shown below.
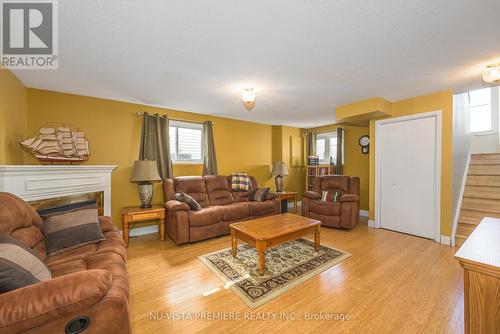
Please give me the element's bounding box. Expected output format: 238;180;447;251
130;160;161;208
271;161;289;193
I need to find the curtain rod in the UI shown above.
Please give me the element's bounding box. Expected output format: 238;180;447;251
305;127;346;135
136;112;213;125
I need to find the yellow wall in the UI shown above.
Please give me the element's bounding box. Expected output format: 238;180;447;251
0;69;27;164
308;124;370;210
26;89;303;225
368;91;454;236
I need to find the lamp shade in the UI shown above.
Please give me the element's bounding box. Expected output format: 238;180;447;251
130;160;161;183
271;161;289;177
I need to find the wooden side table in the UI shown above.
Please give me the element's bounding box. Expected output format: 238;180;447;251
277;191;298;214
121;205;165;247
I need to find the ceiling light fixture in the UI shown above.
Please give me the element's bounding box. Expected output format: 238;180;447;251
482;63;500;83
241;87;256;110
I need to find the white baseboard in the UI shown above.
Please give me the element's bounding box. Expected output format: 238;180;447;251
359;210;369;217
440;235;452;246
368;219;380;228
128;225;158;237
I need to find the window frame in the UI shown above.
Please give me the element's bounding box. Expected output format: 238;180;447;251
469;87;499;135
316;131;337;164
169;120;204;164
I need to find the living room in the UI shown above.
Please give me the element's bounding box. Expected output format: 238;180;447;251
1;1;499;333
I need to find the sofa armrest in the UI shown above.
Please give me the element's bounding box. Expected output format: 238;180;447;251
265;191;278;200
0;269;112;333
339;194;359;202
303;191;321;200
165;200;190;212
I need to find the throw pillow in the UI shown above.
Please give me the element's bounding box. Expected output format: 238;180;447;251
231;172;251;191
248;187;270;202
0;234;52;293
43;208;105;255
321;191;341;203
174;192;202;211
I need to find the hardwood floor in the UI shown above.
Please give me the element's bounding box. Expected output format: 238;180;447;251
127;216;464;334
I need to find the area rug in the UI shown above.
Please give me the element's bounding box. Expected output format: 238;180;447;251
198;238;351;309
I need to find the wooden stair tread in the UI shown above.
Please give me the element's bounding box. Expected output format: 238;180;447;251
464;186;500;199
461;197;500;214
466;175;500;187
468;164;500;175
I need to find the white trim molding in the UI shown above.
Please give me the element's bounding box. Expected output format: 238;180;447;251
451;151;471;247
375;111;442;243
368;220;380;228
440;235;452;246
359;210;369;217
0;165;117;216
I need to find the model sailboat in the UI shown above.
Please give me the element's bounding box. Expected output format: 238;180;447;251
20;125;90;163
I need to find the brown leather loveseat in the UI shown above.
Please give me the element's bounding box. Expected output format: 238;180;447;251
302;175;360;229
163;175;281;244
0;193;130;334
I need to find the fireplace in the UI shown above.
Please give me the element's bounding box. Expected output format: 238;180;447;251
29;191;104;216
0;165;116;216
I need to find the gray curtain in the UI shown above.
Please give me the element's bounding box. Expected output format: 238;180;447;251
336;128;345;175
202;121;218;175
139;112;173;179
306;131;316;157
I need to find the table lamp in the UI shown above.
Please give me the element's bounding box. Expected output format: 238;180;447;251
271;161;289;193
130;160;161;208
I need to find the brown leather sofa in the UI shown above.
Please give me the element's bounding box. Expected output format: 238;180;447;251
302;175;360;229
163;175;281;244
0;192;130;334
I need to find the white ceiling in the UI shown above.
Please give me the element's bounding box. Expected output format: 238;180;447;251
12;0;500;128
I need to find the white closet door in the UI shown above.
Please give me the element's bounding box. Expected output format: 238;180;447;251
379;115;437;239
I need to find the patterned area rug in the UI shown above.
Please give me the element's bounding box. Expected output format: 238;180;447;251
198;238;351;309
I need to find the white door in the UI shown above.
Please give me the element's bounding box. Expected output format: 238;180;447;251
378;114;439;239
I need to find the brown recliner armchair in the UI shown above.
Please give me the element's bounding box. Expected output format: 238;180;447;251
302;175;360;229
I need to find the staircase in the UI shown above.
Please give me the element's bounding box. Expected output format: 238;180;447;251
455;153;500;247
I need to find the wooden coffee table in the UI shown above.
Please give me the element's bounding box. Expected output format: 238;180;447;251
230;213;321;275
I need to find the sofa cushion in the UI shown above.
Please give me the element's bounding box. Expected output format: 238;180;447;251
310;200;341;216
174;176;209;208
188;206;224;227
204;175;234;206
248;201;276;217
0;234;51;293
222;202;249;221
248;187;270;202
43;208;105;255
174;192;202;211
231;172;251;191
0;192;46;260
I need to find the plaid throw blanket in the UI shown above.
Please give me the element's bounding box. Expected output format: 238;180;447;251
231;172;251;191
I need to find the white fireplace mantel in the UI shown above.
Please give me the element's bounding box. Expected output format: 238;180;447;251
0;165;117;216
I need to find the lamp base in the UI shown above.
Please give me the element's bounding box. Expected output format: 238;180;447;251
274;176;284;193
138;182;154;208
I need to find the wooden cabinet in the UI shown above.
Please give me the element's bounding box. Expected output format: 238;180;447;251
306;165;335;191
455;217;500;333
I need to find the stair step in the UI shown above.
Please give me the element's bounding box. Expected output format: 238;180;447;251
461;197;500;214
471;154;500;164
468;164;500;175
466;175;500;187
464;185;500;199
458;209;500;225
457;224;476;236
455;235;467;247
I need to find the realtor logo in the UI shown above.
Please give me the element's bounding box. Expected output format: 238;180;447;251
1;0;58;69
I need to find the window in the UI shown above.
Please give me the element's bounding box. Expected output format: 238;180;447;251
469;87;492;133
316;131;337;164
169;121;204;163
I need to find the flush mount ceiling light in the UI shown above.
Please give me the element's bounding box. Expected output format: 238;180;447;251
482;63;500;83
241;87;256;111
